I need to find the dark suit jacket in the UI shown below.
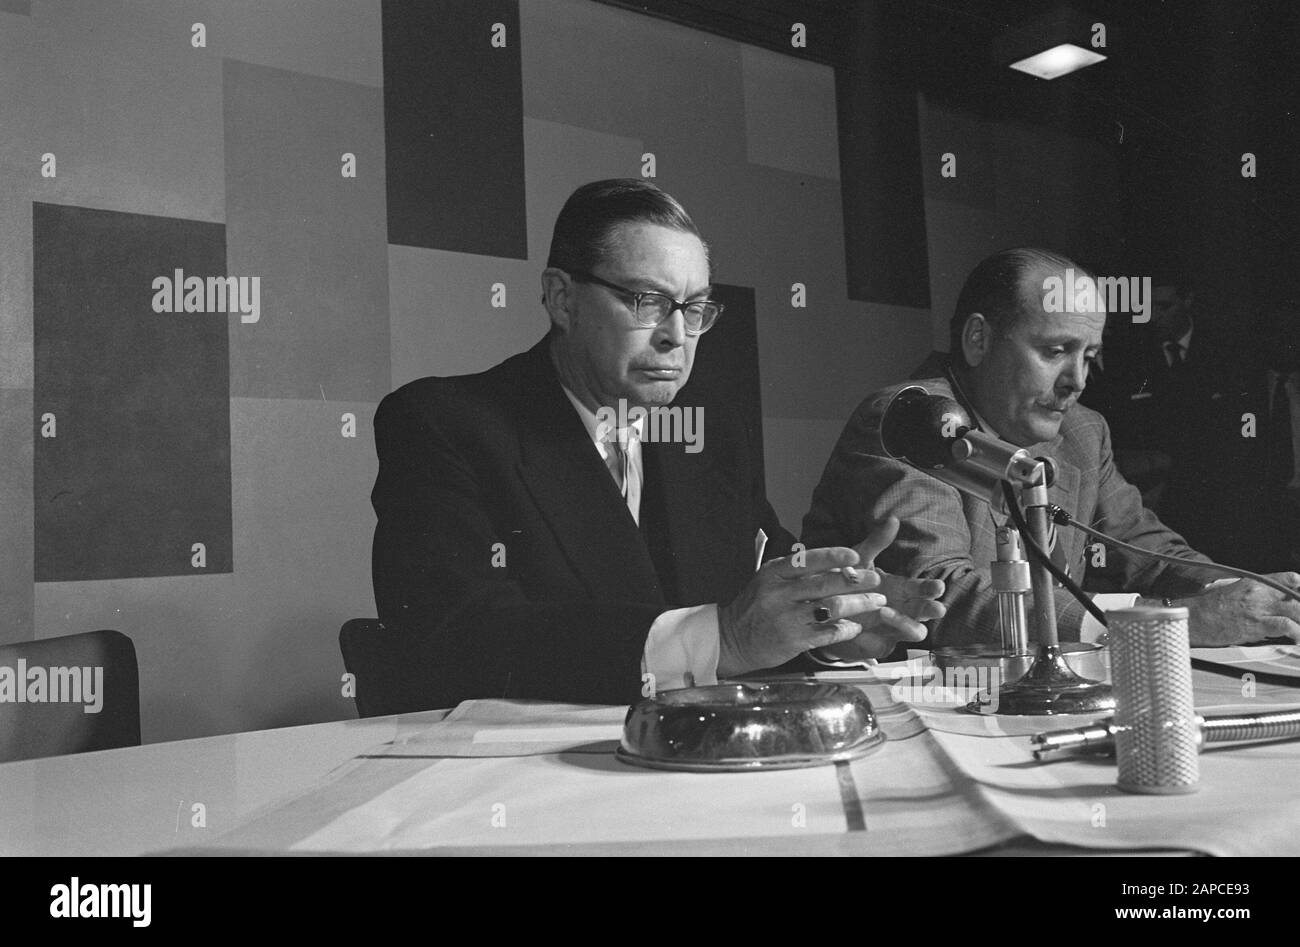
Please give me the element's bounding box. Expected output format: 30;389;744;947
370;337;794;711
801;371;1213;649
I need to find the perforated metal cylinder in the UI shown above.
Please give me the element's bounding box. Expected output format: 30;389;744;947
993;527;1032;655
1109;606;1199;794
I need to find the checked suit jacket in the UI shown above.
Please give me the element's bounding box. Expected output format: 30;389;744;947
370;337;795;712
801;370;1213;649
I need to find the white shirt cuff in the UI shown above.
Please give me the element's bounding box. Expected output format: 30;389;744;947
641;604;720;693
1082;592;1140;643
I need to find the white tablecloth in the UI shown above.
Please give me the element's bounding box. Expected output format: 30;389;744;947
182;659;1300;856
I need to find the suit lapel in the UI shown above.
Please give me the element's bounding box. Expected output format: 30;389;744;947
647;435;746;606
513;342;665;608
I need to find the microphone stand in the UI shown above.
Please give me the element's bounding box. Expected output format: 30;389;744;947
876;385;1115;714
967;457;1115;715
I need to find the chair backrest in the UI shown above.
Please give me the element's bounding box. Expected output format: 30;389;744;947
0;629;140;763
339;618;402;718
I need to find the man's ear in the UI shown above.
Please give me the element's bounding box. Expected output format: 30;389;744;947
541;268;572;333
961;313;991;367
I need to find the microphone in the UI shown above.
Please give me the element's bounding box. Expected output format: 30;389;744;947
876;386;1054;509
873;385;1114;715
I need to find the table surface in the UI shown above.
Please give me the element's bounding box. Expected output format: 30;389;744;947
0;707;452;856
3;652;1298;857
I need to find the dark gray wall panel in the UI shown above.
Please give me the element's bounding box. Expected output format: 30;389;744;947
33;202;232;581
382;0;527;258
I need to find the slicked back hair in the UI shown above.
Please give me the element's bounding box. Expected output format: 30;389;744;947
949;247;1086;368
546;178;707;276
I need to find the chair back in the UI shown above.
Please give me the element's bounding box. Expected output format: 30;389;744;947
339;618;406;718
0;629;140;763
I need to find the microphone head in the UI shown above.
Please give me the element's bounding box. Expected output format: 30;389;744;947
879;386;973;468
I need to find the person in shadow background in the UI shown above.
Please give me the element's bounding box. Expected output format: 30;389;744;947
1082;274;1271;570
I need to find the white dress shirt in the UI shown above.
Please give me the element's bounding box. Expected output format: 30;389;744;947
1162;324;1194;367
562;388;720;691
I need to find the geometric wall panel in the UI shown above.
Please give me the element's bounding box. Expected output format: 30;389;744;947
0;185;34;390
521;118;644;270
223;59;391;401
386;244;540;388
836;72;931;308
0;388;33;643
33;202;232;581
520;0;748;175
382;0;527;258
740;46;841;180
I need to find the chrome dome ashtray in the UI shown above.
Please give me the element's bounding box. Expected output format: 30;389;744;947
617;681;886;772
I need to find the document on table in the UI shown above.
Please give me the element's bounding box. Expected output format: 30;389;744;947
373;700;626;757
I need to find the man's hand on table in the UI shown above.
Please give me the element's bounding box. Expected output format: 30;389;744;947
1144;571;1300;646
716;517;947;676
809;516;946;664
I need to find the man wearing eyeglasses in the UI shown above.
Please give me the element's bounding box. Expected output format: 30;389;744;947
369;179;945;711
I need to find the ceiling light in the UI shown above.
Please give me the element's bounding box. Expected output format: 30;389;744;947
1009;42;1107;80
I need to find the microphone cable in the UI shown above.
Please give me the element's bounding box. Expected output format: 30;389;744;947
1047;505;1300;607
1000;482;1112;627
